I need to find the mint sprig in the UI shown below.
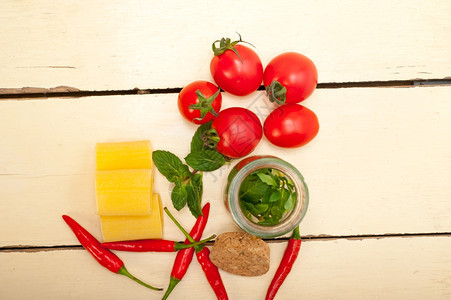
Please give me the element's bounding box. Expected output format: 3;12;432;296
152;122;226;218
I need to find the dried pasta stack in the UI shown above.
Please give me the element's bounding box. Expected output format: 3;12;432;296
95;140;163;242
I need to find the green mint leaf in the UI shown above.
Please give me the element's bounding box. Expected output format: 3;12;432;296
186;173;203;217
256;173;277;186
279;188;290;207
153;150;189;182
239;174;269;203
262;188;272;204
191;121;215;152
185;150;225;172
191;121;211;152
239;201;252;220
271;206;283;220
269;189;281;202
242;201;260;218
171;180;188;210
284;193;295;211
259;218;279;226
255;203;269;214
177;164;192;179
283;177;294;191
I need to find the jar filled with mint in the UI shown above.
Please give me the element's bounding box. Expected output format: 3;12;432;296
225;156;309;238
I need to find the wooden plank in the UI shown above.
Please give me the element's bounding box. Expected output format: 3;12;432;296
1;86;450;246
1;0;450;90
1;236;450;299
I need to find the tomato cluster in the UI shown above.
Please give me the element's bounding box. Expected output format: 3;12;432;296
177;35;319;158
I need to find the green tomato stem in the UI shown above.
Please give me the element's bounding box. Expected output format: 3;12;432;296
266;80;287;104
189;88;221;121
211;32;254;62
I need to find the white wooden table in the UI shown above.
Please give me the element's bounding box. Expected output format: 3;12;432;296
1;1;450;299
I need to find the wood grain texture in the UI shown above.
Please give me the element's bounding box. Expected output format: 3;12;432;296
1;0;450;90
1;236;450;299
1;87;450;247
1;1;450;298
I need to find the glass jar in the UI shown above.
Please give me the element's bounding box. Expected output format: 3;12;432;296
225;155;309;238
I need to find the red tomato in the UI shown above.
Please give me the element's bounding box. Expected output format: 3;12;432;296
210;44;263;96
263;52;318;104
212;107;263;158
263;104;319;148
177;81;222;124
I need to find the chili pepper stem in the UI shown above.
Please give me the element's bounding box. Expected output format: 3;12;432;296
161;277;181;300
117;266;162;291
164;207;196;244
175;234;216;250
164;207;205;253
292;226;301;240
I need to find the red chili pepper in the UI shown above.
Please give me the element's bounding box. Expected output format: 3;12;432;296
265;226;302;300
62;215;162;291
101;234;215;252
164;205;229;300
162;202;210;300
195;246;229;300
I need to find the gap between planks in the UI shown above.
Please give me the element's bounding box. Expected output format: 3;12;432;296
2;232;450;253
1;81;449;252
1;78;451;100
